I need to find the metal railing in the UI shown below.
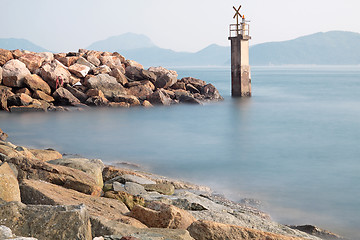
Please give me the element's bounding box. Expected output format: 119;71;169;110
229;23;250;38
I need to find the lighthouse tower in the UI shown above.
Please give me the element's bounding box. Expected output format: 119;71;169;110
229;5;251;97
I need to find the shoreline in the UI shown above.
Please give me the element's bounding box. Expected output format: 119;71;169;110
0;128;346;240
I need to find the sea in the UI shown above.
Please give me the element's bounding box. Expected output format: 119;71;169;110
1;65;360;239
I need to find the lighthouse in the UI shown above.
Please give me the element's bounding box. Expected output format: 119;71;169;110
229;5;251;97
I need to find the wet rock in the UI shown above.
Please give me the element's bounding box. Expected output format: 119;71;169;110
201;83;223;100
47;158;104;188
53;87;81;106
24;74;51;95
0;201;92;240
0;128;8;141
0;88;14;111
7;157;102;196
7;93;34;107
68;63;90;78
110;67;128;85
29;148;62;162
187;220;306;240
143;183;175;195
147;89;172;105
113;95;140;106
65;85;88;103
86;74;127;100
130;202;196;229
180;77;206;90
40;61;71;90
32;90;55;102
19;53;44;73
289;225;346;240
0;48;13;66
0;162;21;202
178;94;202;105
2;59;31;87
104;191;145;210
9;105;47;113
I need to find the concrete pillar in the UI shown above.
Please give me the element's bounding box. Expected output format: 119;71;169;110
229;28;251;97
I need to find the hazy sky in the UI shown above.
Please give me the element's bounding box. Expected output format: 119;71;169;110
1;0;359;53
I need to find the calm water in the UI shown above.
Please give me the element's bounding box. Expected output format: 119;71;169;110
1;66;360;239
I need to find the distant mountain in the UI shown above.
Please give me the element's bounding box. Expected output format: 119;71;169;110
87;31;360;67
250;31;360;65
87;33;156;52
0;38;49;52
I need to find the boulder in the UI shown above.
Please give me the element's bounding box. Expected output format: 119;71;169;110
171;81;186;90
0;48;13;66
15;87;31;95
126;85;153;99
20;179;131;220
87;55;101;67
93;65;111;75
104;191;145;210
33;90;54;102
186;83;200;94
19;53;44;73
113;95;140;106
65;85;88;103
55;56;79;67
0;225;38;240
86;74;127;100
86;89;105;98
0;67;2;84
112;52;126;63
130;202;196;229
68;63;90;78
142;100;153;107
0;162;21;202
178;94;202;105
143;183;175;195
2;59;31;87
125;60;143;69
40;61;71;90
11;49;24;59
24;74;51;95
147;89;172;105
112;173;157;185
148;66;178;79
0;88;14;111
36;52;54;63
7;157;102;196
187;220;306;240
110;68;128;85
0;201;92;240
85;96;109;106
201;83;223;100
7;93;34;107
100;56;123;69
53;87;81;105
76;57;95;69
47;158;104;188
28;148;62;162
124;182;147;196
180;77;206;90
154;72;178;89
0;128;8;141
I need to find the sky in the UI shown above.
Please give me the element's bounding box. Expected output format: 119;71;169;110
1;0;359;53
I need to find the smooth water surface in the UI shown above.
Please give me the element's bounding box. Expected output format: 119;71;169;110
1;66;360;239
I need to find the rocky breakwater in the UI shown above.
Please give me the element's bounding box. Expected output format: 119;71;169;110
0;48;223;113
0;128;346;240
